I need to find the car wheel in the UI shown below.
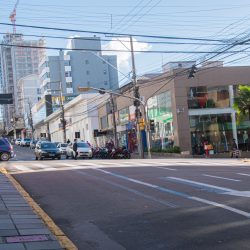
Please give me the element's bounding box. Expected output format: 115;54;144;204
35;156;38;160
39;155;43;160
57;156;61;160
0;152;10;161
66;154;69;159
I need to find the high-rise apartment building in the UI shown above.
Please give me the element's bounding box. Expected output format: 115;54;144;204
0;33;45;135
39;37;119;106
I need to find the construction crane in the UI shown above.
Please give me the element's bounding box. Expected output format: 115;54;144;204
9;0;20;34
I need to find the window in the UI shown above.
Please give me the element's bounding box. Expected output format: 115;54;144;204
103;69;107;75
64;60;70;66
85;60;89;64
75;132;80;138
65;71;71;77
86;70;90;75
104;81;108;85
37;88;41;95
66;82;72;88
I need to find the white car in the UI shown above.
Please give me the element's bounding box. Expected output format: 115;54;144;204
15;139;22;145
57;143;68;155
66;142;92;159
20;138;31;147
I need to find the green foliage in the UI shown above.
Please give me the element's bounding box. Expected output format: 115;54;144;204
234;85;250;122
151;146;181;154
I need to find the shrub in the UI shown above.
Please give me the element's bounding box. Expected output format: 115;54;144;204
151;146;181;154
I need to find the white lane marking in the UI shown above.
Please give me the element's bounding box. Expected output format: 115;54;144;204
154;166;177;171
61;163;76;167
75;170;178;208
238;173;250;177
203;174;241;182
167;177;250;198
94;168;250;218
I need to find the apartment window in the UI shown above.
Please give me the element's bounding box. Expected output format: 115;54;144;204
86;70;90;75
85;60;89;64
104;81;108;85
66;82;73;88
64;60;70;66
37;88;41;95
65;71;71;77
103;69;107;75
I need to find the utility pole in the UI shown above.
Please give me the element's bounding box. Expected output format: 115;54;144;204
130;35;144;158
110;93;118;147
59;49;66;143
59;81;66;143
28;100;34;139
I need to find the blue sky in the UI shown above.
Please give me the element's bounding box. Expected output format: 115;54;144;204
2;0;250;84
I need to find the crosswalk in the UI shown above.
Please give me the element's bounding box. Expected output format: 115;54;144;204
3;158;249;174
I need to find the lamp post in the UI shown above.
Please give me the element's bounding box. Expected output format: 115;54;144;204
78;86;152;159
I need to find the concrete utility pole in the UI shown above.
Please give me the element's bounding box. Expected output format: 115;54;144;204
27;100;34;139
110;93;118;147
130;35;144;159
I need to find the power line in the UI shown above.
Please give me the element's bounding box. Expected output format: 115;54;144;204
0;22;229;42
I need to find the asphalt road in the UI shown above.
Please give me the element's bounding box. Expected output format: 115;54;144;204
4;145;250;250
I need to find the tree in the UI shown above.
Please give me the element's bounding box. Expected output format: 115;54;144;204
233;85;250;121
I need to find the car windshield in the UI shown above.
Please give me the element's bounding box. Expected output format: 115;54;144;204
41;143;56;149
60;143;68;147
77;143;89;148
24;139;31;141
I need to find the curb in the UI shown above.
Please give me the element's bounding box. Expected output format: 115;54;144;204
0;167;78;250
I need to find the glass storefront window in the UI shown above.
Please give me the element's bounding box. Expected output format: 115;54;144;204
188;86;229;109
147;91;174;150
189;113;233;155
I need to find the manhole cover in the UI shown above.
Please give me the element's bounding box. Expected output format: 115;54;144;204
6;235;49;243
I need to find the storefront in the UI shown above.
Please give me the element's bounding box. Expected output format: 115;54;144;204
147;91;174;149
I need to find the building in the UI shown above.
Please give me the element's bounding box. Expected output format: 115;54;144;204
39;36;119;106
96;62;250;154
18;74;41;137
0;33;45;136
38;94;105;143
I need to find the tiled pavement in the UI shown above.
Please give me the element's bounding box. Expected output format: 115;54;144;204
0;173;64;250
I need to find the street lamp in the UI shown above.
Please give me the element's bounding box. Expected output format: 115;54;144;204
78;86;152;159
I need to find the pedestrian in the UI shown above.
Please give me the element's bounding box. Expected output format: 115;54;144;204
67;139;70;144
72;139;78;160
231;139;239;158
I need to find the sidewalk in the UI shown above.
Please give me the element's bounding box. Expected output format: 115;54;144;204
0;170;76;250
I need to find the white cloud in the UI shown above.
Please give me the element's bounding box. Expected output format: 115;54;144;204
102;37;151;72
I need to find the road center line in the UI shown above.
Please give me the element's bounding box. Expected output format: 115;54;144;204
93;168;250;218
203;174;241;182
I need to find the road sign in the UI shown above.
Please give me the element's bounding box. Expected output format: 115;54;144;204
0;93;13;104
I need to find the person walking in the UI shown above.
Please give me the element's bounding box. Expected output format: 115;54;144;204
67;139;71;144
231;139;239;158
72;139;78;160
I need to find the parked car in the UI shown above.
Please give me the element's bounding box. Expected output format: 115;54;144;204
35;142;61;160
0;138;14;161
57;143;68;155
20;138;31;147
30;139;38;149
15;138;21;145
66;142;93;159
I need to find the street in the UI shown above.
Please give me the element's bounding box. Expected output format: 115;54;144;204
2;145;250;250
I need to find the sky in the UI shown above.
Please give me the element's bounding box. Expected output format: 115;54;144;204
2;0;250;85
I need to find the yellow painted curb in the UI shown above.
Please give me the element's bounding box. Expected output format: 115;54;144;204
0;168;78;250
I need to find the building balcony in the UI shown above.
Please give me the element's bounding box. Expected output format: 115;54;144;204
39;67;50;78
42;78;51;87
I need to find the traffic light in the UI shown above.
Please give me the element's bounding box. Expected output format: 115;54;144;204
188;65;197;78
149;119;155;131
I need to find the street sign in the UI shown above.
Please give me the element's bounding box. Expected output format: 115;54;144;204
0;93;13;104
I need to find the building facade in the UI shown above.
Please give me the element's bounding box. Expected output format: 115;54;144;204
39;37;119;106
0;34;45;135
96;63;250;154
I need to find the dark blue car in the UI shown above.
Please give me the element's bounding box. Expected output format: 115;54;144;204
0;138;14;161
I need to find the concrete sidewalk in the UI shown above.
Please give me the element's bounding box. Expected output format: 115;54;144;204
0;171;76;250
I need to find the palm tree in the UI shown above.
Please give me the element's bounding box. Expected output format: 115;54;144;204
233;85;250;121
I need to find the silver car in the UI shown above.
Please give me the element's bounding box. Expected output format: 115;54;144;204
66;142;92;159
57;143;68;155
